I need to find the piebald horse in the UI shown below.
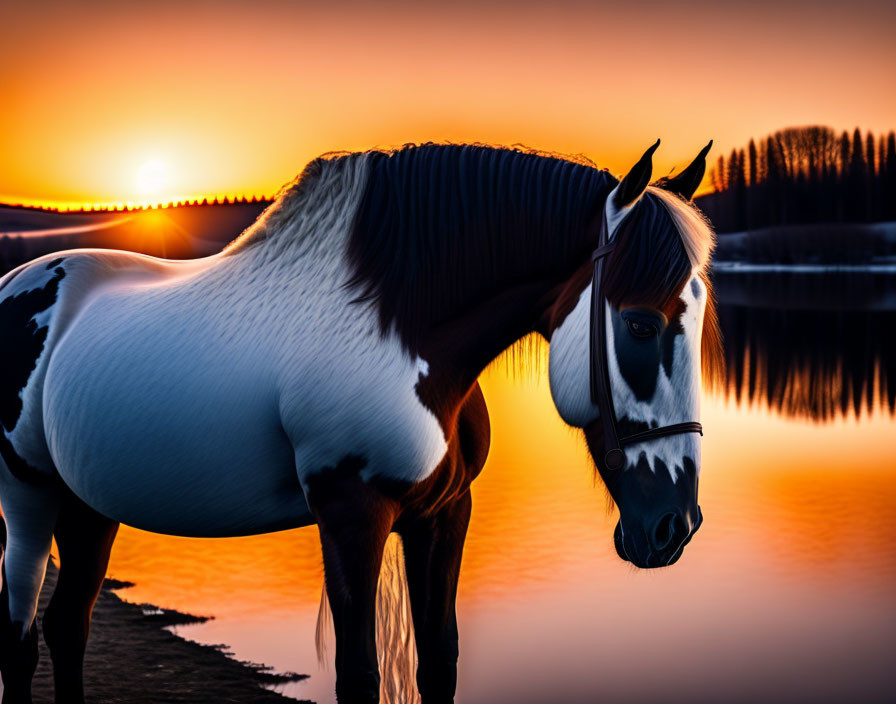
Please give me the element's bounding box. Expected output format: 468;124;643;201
0;141;721;703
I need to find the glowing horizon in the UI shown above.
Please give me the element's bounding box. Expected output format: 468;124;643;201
3;1;895;209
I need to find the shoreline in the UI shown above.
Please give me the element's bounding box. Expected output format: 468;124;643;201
712;261;896;273
23;561;311;704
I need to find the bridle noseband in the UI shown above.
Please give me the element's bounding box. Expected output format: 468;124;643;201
588;209;703;471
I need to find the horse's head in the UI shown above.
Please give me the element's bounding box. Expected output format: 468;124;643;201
547;141;722;568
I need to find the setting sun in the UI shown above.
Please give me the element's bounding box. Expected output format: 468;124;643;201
136;159;167;196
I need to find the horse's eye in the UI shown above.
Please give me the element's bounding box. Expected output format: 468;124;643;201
626;319;657;339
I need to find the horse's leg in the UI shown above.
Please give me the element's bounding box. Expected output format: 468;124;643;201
41;491;118;704
399;491;472;704
0;473;60;704
308;473;397;704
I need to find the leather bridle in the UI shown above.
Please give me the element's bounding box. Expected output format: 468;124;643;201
588;209;703;471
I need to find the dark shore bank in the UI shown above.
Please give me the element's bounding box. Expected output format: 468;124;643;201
22;561;310;704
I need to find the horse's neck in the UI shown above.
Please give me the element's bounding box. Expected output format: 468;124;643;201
416;230;606;396
417;278;560;398
417;204;612;393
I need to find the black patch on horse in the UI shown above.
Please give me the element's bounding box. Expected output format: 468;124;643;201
304;454;370;506
610;310;662;401
45;257;66;270
348;144;617;352
690;278;702;300
609;295;687;400
0;266;65;481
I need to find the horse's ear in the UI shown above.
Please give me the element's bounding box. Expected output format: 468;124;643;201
655;140;713;201
614;139;660;208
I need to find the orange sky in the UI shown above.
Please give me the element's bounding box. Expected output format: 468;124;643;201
3;0;895;208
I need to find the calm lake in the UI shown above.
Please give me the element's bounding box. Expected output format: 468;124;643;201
104;271;896;704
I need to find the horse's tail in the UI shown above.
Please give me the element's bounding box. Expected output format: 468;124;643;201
315;533;420;703
314;580;331;669
376;535;419;702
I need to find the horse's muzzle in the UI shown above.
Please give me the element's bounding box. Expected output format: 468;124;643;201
613;505;703;568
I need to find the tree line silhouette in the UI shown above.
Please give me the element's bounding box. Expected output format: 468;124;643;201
1;195;275;214
696;126;896;233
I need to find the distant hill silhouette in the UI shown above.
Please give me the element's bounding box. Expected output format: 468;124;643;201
0;201;271;274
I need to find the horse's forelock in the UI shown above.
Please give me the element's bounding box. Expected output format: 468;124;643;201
647;186;715;273
602;193;692;317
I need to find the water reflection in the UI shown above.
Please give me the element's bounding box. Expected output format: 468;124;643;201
715;272;896;420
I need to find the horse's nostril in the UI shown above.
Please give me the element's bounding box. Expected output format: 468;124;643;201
651;512;680;551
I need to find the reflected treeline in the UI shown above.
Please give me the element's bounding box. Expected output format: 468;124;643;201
714;272;896;420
